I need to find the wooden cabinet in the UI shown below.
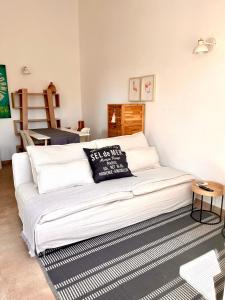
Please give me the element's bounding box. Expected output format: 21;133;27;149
108;104;145;137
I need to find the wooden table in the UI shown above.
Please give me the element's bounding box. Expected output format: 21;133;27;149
27;128;90;145
27;130;50;146
191;180;224;225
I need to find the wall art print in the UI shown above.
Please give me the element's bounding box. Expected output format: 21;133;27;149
0;65;11;118
141;74;155;102
128;77;141;101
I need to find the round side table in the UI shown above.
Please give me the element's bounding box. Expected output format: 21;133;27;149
191;180;224;225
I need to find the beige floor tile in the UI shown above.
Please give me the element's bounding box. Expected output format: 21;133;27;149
0;165;55;300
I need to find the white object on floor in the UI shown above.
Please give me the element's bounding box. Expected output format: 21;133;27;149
179;250;221;300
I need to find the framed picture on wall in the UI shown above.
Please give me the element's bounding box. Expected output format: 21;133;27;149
141;74;155;102
0;65;11;118
128;77;141;101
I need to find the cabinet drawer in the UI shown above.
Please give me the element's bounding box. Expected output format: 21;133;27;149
108;128;122;137
123;125;143;135
108;122;120;128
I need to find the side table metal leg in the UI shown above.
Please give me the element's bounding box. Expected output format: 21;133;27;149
222;218;225;237
220;195;224;222
210;197;213;212
191;192;195;212
200;195;203;222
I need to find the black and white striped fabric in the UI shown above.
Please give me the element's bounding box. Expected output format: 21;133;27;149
38;206;225;300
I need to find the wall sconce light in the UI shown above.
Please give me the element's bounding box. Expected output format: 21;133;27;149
193;38;216;54
111;110;116;123
22;66;31;75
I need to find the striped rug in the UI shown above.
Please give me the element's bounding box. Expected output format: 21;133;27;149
38;206;225;300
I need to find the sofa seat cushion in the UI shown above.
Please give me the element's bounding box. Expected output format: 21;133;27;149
16;180;135;225
16;167;193;226
132;168;194;196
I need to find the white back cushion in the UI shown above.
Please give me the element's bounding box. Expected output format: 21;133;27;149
95;132;149;150
126;147;160;172
37;159;94;194
27;141;96;184
26;133;152;187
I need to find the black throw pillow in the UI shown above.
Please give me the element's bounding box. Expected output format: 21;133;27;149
83;145;133;183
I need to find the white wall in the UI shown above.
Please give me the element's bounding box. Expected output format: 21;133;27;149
79;0;225;184
0;0;82;160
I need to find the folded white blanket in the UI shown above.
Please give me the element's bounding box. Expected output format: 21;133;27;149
18;167;194;255
132;168;193;196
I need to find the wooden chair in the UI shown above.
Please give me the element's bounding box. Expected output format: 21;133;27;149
19;130;34;151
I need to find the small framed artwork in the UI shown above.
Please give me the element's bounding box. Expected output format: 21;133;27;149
0;65;11;118
128;77;141;101
141;74;155;102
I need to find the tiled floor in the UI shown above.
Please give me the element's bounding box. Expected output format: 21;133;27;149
0;164;55;300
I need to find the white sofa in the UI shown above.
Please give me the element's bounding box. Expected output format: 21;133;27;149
12;133;194;256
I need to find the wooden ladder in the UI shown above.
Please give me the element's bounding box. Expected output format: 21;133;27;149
44;88;57;128
18;88;57;130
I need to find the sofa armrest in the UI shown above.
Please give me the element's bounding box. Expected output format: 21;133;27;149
12;152;33;189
